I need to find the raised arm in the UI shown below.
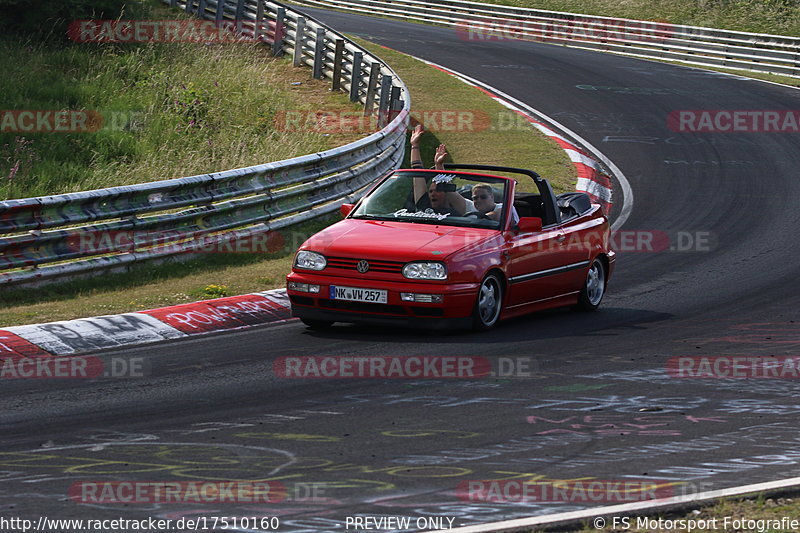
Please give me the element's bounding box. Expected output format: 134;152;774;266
410;124;428;202
434;143;447;170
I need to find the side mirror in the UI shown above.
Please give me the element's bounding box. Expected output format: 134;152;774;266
517;217;542;233
340;203;355;217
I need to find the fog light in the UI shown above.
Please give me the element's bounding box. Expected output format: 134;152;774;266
400;293;443;303
289;282;320;293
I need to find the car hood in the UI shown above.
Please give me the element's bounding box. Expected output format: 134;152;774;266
302;219;495;261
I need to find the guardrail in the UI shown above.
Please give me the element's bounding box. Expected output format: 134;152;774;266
0;0;409;287
292;0;800;77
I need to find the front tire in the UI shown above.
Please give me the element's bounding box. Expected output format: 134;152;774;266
575;258;606;311
472;273;503;330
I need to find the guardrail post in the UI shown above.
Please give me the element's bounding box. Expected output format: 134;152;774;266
332;39;345;92
198;0;208;18
390;85;402;119
170;0;177;7
185;0;193;14
216;0;225;24
272;7;285;56
255;0;265;42
377;75;392;128
235;0;245;34
293;17;306;66
364;63;380;116
313;28;325;79
349;51;363;102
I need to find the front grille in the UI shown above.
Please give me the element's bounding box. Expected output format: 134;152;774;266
320;299;407;315
326;256;405;274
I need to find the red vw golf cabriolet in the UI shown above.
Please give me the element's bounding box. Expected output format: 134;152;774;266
286;165;615;330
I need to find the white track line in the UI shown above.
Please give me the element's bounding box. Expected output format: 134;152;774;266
437;476;800;532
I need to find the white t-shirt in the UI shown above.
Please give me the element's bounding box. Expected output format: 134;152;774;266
490;203;520;223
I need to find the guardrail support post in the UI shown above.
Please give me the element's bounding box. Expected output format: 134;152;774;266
255;0;265;42
349;52;363;102
170;0;177;7
198;0;208;18
293;17;306;67
235;0;245;34
377;75;392;128
364;63;380;116
313;28;325;79
216;0;225;24
184;0;193;14
332;39;345;92
272;7;285;56
390;85;402;122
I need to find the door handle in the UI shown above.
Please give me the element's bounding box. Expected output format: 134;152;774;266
555;234;566;243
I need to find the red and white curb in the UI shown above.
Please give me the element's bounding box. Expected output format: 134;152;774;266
0;289;291;357
411;56;633;231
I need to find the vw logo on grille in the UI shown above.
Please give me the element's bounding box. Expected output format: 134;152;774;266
356;260;370;273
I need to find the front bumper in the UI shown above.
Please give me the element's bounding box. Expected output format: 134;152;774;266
286;271;479;329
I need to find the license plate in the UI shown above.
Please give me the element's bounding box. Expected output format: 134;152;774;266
329;286;388;304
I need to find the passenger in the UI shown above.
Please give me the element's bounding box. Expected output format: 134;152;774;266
471;183;520;224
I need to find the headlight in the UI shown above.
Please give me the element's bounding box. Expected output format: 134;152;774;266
402;262;447;280
294;250;327;271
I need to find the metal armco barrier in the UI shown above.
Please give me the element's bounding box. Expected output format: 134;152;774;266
292;0;800;78
0;0;409;287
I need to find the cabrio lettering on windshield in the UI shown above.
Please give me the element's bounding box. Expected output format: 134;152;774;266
394;209;450;220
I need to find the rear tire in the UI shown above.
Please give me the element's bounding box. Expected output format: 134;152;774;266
575;258;606;311
472;273;503;330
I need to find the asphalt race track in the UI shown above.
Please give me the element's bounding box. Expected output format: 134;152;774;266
3;7;800;532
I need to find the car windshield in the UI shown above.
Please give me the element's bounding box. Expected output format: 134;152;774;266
351;171;508;229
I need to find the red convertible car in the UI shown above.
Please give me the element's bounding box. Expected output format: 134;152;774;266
286;165;614;330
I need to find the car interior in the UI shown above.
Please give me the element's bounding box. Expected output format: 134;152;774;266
511;191;592;226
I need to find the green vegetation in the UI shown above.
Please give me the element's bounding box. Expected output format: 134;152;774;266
469;0;799;36
0;0;129;37
0;1;363;200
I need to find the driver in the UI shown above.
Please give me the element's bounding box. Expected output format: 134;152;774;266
408;125;473;215
425;174;474;216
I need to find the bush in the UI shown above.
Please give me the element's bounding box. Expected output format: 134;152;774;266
0;0;131;39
